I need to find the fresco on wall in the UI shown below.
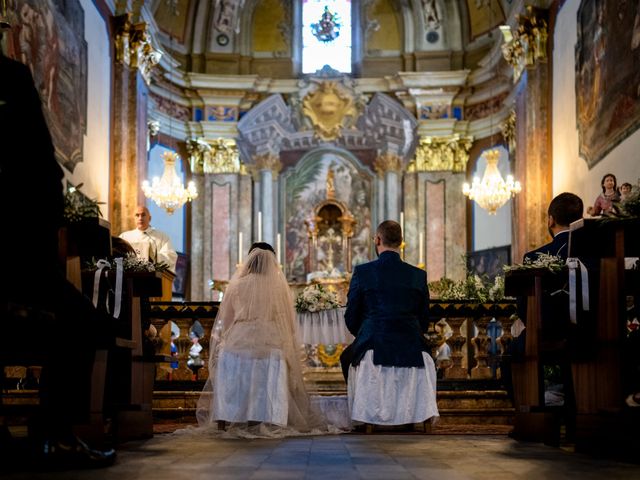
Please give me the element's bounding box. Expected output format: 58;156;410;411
576;0;640;168
466;0;505;41
154;0;191;43
284;151;373;282
5;0;88;173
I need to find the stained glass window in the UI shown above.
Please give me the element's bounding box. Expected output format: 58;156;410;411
302;0;352;73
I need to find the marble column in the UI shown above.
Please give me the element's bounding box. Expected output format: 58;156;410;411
110;13;161;235
190;174;206;300
374;152;403;223
260;169;274;245
111;63;148;235
253;153;282;247
512;54;552;261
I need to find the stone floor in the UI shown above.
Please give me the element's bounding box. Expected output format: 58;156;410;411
3;433;640;479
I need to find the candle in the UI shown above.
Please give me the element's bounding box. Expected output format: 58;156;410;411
419;232;424;265
276;233;281;264
400;211;404;232
238;231;243;264
258;211;262;242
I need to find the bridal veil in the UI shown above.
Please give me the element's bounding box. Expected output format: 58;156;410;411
196;246;332;437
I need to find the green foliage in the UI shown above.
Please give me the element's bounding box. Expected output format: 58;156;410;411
428;274;505;302
503;253;566;274
63;184;104;223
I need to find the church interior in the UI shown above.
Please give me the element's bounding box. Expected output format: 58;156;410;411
2;0;640;477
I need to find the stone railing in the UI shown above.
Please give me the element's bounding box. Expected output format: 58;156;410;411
143;299;518;389
428;300;518;382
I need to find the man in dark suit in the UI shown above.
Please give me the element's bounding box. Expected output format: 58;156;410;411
506;193;584;428
340;221;438;427
524;192;584;262
0;49;115;468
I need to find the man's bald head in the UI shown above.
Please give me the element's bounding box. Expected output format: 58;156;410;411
134;205;151;231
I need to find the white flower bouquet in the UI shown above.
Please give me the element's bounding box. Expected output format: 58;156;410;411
295;284;340;313
503;253;565;274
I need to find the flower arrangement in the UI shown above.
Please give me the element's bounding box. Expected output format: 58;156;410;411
63;184;104;223
428;274;506;302
295;284;340;313
87;253;169;273
502;253;566;274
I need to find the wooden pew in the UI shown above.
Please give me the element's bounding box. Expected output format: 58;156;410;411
568;218;640;454
504;267;572;445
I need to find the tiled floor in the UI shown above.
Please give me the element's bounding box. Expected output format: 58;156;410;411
4;433;640;479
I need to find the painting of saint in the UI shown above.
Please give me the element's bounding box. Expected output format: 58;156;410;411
576;0;640;167
5;0;88;173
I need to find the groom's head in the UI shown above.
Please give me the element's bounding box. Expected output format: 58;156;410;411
375;221;402;254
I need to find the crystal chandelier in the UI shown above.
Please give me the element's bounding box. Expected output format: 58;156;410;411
142;151;198;214
463;149;521;215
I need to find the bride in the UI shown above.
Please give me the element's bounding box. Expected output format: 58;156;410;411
197;242;333;437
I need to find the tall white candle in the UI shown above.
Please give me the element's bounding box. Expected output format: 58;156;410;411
419;232;424;265
276;233;281;264
238;231;243;264
400;211;404;233
258;211;262;241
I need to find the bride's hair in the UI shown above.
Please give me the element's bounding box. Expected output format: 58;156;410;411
246;242;276;274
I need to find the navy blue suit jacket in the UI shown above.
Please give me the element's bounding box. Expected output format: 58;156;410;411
524;230;570;262
342;251;430;369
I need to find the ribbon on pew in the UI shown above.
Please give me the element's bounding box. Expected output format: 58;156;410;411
567;257;590;324
92;258;124;319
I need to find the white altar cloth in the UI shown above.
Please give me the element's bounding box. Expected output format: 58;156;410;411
296;307;354;345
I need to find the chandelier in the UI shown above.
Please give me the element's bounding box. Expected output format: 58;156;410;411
463;149;521;215
142;151;198;214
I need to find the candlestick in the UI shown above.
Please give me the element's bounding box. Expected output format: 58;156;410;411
400;211;404;232
258;211;262;242
419;232;424;265
276;233;281;264
238;231;243;264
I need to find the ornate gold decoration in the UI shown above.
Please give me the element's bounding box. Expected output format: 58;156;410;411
187;138;244;174
113;16;161;85
500;109;516;154
326;164;336;200
113;14;132;66
500;6;548;83
317;343;345;368
302;81;357;141
374;152;403;176
407;135;473;173
253;153;283;176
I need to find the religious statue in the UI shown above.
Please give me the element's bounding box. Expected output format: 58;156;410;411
319;227;341;272
326;163;336;200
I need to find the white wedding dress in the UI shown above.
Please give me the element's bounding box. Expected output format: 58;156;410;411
196;247;337;438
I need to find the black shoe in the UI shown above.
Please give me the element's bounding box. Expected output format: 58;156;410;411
39;436;115;469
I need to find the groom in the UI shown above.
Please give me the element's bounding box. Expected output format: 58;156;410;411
340;220;438;427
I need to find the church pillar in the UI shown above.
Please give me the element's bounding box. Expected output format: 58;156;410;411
502;7;552;261
260;169;273;244
253;153;282;247
375;153;403;222
190;174;206;300
512;66;552;261
110;14;160;234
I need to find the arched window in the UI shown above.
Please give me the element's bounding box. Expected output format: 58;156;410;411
302;0;353;73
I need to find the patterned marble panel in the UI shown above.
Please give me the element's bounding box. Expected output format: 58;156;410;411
426;180;445;281
211;182;231;280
